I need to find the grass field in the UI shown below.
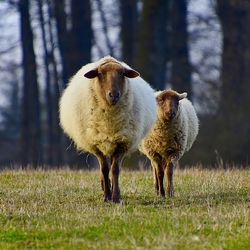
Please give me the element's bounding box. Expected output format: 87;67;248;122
0;167;249;249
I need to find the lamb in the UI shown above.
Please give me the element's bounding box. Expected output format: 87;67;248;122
59;56;157;203
139;90;199;197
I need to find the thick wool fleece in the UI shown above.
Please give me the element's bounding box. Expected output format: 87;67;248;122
59;56;157;157
139;96;199;166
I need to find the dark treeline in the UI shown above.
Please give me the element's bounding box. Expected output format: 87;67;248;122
0;0;249;168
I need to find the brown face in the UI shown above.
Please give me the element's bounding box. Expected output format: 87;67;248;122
156;90;180;121
84;61;139;105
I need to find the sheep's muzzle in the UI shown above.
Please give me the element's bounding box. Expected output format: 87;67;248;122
106;90;121;105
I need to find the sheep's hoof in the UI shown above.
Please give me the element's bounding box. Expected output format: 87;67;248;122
103;193;112;202
104;197;111;202
112;192;121;203
160;189;165;197
112;196;121;203
167;187;174;197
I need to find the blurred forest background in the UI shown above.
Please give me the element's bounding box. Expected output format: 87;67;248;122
0;0;249;169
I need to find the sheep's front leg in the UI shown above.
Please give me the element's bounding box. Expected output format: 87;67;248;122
165;158;174;197
152;160;165;197
153;167;159;195
110;146;125;203
96;152;111;202
157;167;165;197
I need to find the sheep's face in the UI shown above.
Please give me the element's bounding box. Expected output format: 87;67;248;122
84;61;139;105
156;90;187;121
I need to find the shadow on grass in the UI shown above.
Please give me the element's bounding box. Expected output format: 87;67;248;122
76;185;248;210
119;187;248;209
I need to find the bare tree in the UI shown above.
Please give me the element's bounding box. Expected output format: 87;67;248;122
37;0;53;165
0;67;20;166
47;0;62;166
170;0;192;98
135;0;169;90
71;0;92;70
215;0;250;164
19;0;42;167
95;0;114;56
52;0;71;87
119;0;138;66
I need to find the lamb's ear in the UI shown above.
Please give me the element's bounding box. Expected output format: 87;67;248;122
155;93;163;103
123;68;140;78
84;68;98;79
177;92;187;100
156;95;161;103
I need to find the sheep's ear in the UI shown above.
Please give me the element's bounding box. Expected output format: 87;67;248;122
84;68;99;79
177;92;187;100
156;95;161;103
123;68;140;78
156;93;163;103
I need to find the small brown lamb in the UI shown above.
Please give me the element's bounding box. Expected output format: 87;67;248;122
139;90;199;197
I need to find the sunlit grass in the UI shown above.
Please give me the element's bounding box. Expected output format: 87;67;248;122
0;168;249;249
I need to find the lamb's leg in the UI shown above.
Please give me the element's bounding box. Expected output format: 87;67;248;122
166;159;174;197
153;166;159;195
152;160;165;197
110;146;125;203
96;152;111;202
157;166;165;197
152;159;165;197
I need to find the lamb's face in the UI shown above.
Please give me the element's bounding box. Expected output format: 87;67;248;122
84;61;139;106
156;90;187;121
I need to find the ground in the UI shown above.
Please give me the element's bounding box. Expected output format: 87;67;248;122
0;167;249;249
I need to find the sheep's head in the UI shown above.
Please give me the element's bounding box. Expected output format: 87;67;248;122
84;60;139;105
156;90;187;121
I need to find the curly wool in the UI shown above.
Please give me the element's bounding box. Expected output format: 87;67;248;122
59;56;157;157
139;95;199;165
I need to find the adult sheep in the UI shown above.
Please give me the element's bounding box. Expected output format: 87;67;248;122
139;90;199;197
59;56;157;203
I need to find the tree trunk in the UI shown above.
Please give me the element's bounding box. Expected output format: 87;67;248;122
135;0;168;90
169;0;192;98
19;0;42;168
71;0;92;71
37;0;53;165
52;0;79;167
52;0;71;87
95;0;114;56
216;0;250;164
52;0;95;168
47;0;63;166
119;0;138;67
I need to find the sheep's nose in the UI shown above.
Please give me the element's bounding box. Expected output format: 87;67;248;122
170;111;176;119
108;91;120;100
107;91;121;105
166;111;176;119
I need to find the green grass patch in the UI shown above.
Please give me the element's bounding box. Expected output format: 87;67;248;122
0;168;249;249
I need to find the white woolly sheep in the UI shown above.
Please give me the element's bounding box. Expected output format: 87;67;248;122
59;56;157;202
139;90;199;197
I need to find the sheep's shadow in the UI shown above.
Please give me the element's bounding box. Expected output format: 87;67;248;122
121;188;247;208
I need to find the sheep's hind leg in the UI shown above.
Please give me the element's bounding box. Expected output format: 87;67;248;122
96;152;111;202
110;145;125;203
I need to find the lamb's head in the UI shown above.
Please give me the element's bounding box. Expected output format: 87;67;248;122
156;90;187;121
84;60;139;105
